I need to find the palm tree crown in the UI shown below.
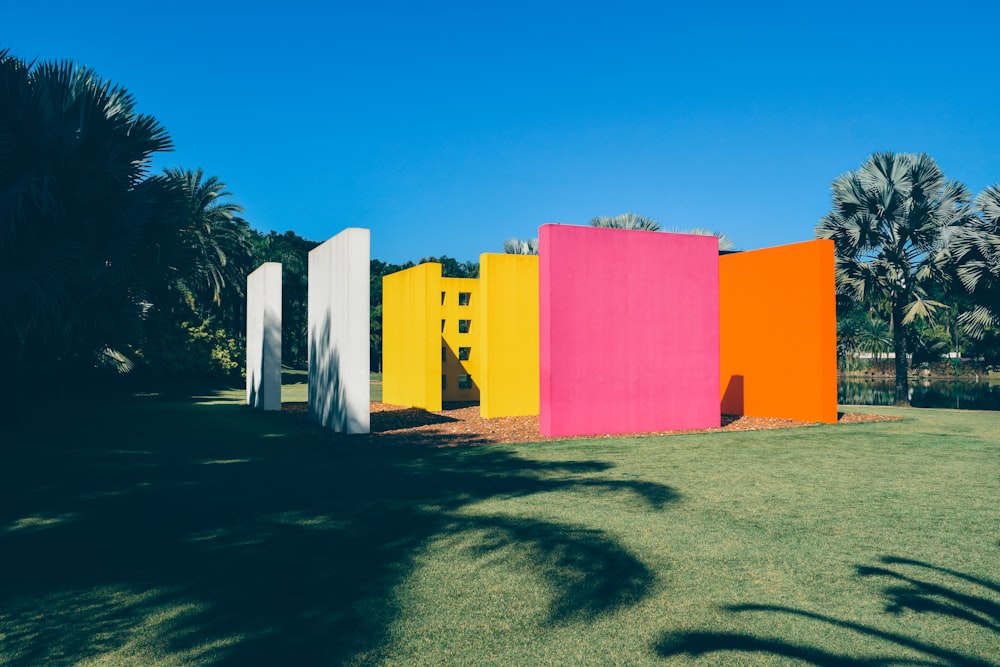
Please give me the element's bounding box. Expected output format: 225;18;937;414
815;151;976;404
590;213;661;231
160;168;252;309
0;50;173;383
948;184;1000;338
667;227;736;251
503;237;539;255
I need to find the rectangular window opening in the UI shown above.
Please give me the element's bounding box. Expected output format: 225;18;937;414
458;292;471;306
442;347;447;362
458;347;471;361
441;291;446;305
442;375;447;389
441;319;446;332
458;374;472;390
458;319;471;333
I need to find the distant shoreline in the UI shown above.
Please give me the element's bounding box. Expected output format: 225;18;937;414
839;371;999;381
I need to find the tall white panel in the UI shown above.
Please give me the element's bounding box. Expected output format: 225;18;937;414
308;228;371;433
246;262;282;410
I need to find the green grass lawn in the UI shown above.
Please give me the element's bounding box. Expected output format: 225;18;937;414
278;368;382;403
1;389;997;665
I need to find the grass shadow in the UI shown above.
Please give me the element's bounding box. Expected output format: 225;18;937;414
370;408;461;432
0;390;676;665
655;554;999;666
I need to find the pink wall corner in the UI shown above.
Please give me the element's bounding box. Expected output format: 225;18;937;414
539;224;721;437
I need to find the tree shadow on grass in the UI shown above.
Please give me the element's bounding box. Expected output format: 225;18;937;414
466;516;656;623
655;555;999;666
0;392;676;665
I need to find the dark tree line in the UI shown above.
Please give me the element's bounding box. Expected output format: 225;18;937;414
0;46;486;409
1;49;253;400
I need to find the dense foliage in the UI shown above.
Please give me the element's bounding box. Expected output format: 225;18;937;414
0;40;482;401
1;50;258;397
1;50;175;390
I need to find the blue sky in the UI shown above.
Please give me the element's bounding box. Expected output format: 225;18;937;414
6;1;999;263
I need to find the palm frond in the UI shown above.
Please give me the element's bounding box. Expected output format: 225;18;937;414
590;213;661;231
503;237;538;255
901;296;945;326
666;227;735;251
957;305;996;341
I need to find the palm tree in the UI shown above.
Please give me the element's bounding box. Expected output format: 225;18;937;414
815;152;976;405
503;237;538;255
858;314;893;361
134;169;253;380
588;214;735;250
948;184;1000;339
0;50;173;390
160;168;252;310
590;213;661;231
667;226;736;251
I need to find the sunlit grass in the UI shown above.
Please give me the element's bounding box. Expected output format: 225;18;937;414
205;368;382;404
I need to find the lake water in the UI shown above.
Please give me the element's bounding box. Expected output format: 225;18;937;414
839;378;1000;411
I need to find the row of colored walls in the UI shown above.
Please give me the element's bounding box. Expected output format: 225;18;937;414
381;226;836;437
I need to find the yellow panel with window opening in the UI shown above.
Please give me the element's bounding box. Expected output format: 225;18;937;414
441;277;480;402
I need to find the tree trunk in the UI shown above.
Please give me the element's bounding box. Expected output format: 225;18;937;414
891;298;910;406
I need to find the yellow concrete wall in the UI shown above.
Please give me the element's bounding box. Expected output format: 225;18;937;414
479;254;540;417
382;263;442;411
441;277;480;402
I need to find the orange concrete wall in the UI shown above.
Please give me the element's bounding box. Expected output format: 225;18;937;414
719;240;837;423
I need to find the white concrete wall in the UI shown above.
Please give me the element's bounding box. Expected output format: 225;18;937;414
246;262;282;410
308;228;371;433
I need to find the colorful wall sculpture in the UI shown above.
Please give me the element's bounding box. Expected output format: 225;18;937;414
307;228;371;434
719;239;837;423
379;227;836;438
539;224;722;437
479;254;540;418
383;263;444;411
246;262;282;411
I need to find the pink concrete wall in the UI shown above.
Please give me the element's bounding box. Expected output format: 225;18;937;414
539;224;721;437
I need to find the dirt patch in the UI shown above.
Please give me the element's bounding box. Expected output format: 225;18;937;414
281;402;900;447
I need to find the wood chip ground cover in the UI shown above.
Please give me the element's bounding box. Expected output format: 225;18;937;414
282;401;899;447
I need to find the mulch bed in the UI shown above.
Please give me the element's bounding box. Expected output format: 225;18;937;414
281;401;900;447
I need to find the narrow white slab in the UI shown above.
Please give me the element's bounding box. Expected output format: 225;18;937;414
308;228;371;433
247;262;282;410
